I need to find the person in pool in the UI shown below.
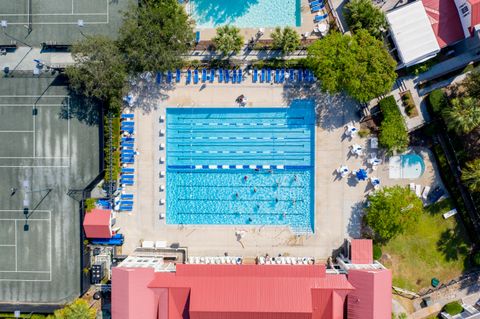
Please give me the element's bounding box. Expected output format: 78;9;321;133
244;175;248;181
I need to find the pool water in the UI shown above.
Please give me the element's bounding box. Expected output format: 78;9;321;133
166;102;315;233
401;154;425;179
190;0;301;29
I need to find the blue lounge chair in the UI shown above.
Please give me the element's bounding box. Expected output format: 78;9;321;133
121;128;134;134
261;69;266;83
219;69;224;83
253;69;258;83
186;70;192;84
120;200;134;205
238;69;242;83
121;142;134;147
298;69;303;82
121;193;134;199
122;137;134;142
121;168;134;173
310;0;321;7
267;69;272;83
121;114;134;119
120;180;134;186
314;13;328;23
311;4;324;13
167;71;173;83
121;121;134;126
275;69;280;83
121;175;134;180
194;69;199;84
176;69;181;83
202;69;207;83
232;69;237;84
280;69;285;83
289;69;295;82
210;69;215;83
304;69;310;82
225;69;230;83
156;72;162;84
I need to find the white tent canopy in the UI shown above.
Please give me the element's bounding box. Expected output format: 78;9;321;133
386;2;440;67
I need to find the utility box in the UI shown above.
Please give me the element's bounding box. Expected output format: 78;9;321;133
90;262;105;284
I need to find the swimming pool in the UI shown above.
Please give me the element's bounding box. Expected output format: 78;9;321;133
166;102;315;233
189;0;301;29
389;153;425;179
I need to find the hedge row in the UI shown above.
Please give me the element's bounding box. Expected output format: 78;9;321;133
378;96;409;154
104;116;121;182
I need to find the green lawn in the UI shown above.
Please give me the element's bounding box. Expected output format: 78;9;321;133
381;199;472;292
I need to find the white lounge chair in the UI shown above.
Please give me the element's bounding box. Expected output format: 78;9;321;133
159;115;165;122
422;186;431;200
160;199;165;205
160;170;166;177
160;143;165;150
159;184;165;191
415;184;422;197
159;129;165;136
160;157;165;163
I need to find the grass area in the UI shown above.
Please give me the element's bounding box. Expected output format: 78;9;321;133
381;199;472;291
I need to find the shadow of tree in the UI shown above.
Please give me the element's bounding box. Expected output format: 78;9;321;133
437;227;470;262
59;91;101;126
191;0;259;26
347;201;365;238
281;84;361;131
127;79;176;114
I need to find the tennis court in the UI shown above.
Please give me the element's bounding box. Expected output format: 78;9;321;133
0;210;51;281
0;95;70;167
0;75;101;304
0;0;130;45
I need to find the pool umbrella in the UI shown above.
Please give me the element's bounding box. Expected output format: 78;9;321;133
338;165;349;177
356;169;368;181
346;125;357;136
371;177;380;188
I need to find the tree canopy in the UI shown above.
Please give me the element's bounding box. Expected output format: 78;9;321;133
213;25;244;56
442;97;480;135
344;0;388;38
48;299;96;319
378;96;409;154
271;26;301;55
65;35;127;108
364;185;423;243
118;0;194;73
463;70;480;99
462;159;480;192
307;30;396;102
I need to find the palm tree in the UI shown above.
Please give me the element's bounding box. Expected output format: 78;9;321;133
462;159;480;192
442;97;480;135
271;27;301;55
213;25;244;56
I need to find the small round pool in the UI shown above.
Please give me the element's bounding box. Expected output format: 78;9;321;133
401;154;425;179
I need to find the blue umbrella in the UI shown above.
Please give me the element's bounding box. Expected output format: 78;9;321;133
356;169;368;181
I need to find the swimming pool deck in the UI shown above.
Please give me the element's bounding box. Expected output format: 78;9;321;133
115;81;445;260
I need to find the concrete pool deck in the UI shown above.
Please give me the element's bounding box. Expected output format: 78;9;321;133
115;80;445;260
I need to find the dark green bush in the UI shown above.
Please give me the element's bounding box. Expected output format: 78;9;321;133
428;89;446;114
373;245;382;260
378;96;409;154
473;251;480;266
444;301;463;315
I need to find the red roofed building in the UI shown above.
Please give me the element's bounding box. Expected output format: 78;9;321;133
111;239;392;319
82;208;112;238
347;269;393;319
350;239;373;264
454;0;480;36
422;0;465;47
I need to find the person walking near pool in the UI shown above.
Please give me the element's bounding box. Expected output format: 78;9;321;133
253;187;257;193
235;192;239;199
294;175;298;182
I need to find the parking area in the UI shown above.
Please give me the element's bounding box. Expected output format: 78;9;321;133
0;75;100;304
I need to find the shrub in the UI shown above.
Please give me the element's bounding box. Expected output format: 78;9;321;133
85;198;96;212
373;245;382;260
473;251;480;266
444;301;463;316
428;89;446;114
378;96;409;154
358;128;370;138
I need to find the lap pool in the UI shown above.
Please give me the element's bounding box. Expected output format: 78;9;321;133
166;101;315;233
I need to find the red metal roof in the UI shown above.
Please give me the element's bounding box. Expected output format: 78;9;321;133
82;208;112;238
469;0;480;30
422;0;465;47
350;239;373;264
347;269;392;319
148;265;354;319
111;267;159;319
